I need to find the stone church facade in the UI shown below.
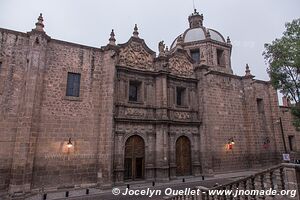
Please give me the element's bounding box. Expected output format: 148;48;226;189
0;10;299;195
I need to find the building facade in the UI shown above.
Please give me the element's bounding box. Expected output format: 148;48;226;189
0;11;299;195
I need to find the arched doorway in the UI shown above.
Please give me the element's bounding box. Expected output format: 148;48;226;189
124;135;145;180
176;136;192;176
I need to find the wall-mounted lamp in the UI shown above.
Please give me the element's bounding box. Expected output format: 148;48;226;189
227;137;235;150
263;137;270;149
67;138;73;148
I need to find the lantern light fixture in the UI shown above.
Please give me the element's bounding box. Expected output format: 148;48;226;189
67;138;73;148
228;137;235;145
227;137;235;150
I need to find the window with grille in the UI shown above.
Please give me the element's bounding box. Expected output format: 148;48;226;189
129;81;141;102
66;72;81;97
176;87;186;106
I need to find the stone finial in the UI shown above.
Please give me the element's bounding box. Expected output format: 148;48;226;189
227;36;231;44
177;35;184;49
206;30;211;38
133;24;139;38
245;64;252;76
165;46;169;52
193;8;199;15
109;29;116;45
35;13;44;32
177;35;183;43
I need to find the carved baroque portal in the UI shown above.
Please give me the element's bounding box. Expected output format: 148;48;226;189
169;54;194;77
119;41;154;70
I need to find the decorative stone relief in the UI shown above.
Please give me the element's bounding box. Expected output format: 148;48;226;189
169;126;198;135
115;123;154;134
174;111;191;120
124;107;146;117
169;54;193;76
119;42;154;70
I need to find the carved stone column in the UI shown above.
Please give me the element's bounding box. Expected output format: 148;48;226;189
155;124;169;182
192;134;201;176
145;132;155;181
114;133;124;184
169;133;176;179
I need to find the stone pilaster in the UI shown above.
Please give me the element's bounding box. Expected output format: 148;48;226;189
169;133;176;179
194;64;213;176
9;30;49;194
192;134;201;176
96;49;116;188
145;133;155;181
114;133;124;184
155;124;169;182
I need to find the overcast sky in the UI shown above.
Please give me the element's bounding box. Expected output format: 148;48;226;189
0;0;299;81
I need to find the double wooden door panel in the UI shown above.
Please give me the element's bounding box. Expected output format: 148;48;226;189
176;136;192;176
124;136;145;180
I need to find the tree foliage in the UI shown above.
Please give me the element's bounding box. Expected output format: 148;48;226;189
263;18;300;129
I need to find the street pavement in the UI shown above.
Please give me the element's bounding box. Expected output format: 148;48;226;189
66;178;233;200
25;170;257;200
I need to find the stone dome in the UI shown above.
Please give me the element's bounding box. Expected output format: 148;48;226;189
170;10;226;49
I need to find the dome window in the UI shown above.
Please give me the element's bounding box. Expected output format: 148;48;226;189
216;49;225;67
190;49;200;64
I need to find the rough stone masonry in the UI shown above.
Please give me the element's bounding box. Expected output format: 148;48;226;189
0;10;299;196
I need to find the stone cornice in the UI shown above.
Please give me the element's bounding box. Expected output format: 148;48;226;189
0;27;103;51
51;39;102;51
114;117;201;126
204;70;243;79
0;27;28;37
116;65;198;82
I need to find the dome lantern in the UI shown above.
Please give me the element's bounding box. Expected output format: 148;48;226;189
188;9;203;28
170;10;227;49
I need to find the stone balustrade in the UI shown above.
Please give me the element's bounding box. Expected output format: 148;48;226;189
166;163;300;200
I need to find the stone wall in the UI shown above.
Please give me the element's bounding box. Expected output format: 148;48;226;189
31;40;103;189
280;106;300;160
0;28;117;193
199;71;282;173
0;29;29;191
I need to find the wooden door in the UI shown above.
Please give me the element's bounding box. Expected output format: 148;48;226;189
124;135;145;180
176;136;192;176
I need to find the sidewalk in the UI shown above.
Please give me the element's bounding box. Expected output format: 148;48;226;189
22;170;258;200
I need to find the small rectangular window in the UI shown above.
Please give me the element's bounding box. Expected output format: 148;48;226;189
176;87;186;106
129;81;141;102
66;72;81;97
256;98;264;114
288;135;295;151
217;49;225;66
0;62;2;73
190;49;200;64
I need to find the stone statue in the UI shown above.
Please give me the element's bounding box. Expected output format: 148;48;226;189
158;41;165;55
